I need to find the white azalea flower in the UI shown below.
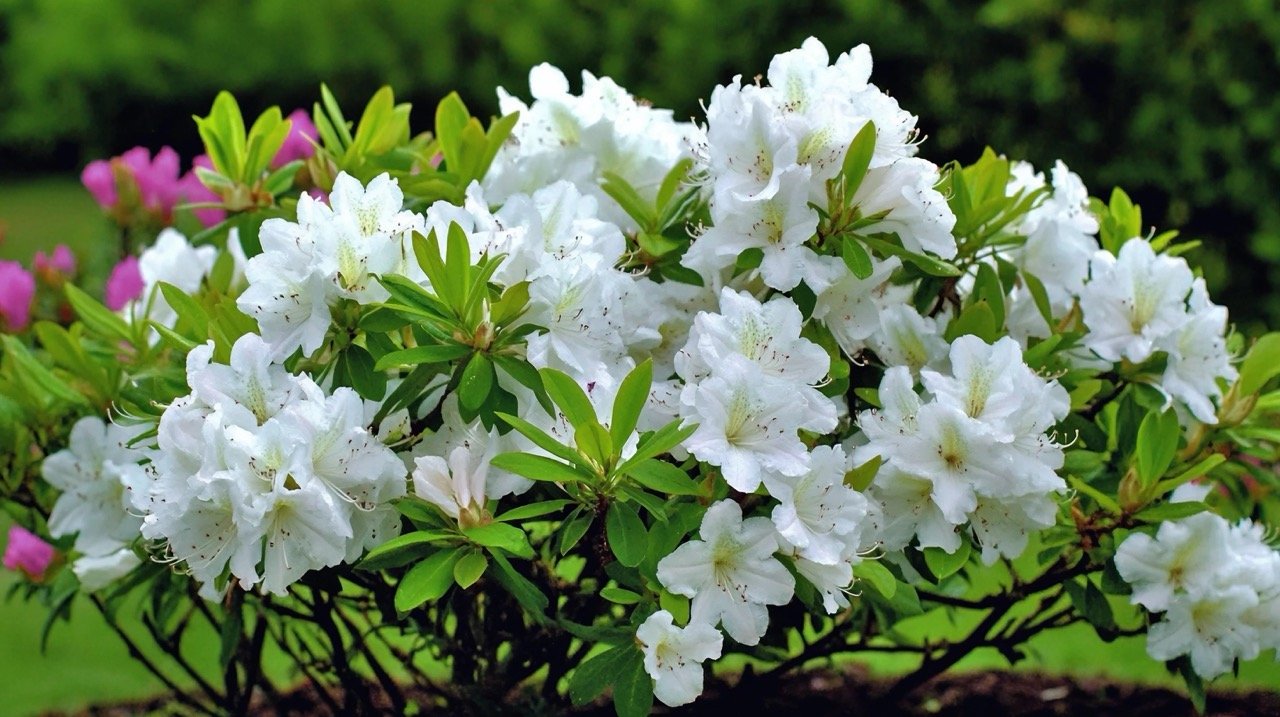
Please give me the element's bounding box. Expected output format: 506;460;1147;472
44;416;148;558
72;548;142;591
636;610;723;707
1080;238;1196;363
656;500;795;645
765;445;868;565
136;228;217;328
413;444;495;528
681;356;816;493
1115;512;1232;613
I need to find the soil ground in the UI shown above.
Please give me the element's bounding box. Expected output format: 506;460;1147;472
48;666;1280;716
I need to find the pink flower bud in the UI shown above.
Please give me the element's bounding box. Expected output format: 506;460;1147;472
3;525;54;581
81;160;118;209
273;109;319;168
105;256;145;310
33;244;77;278
0;260;36;332
179;155;227;228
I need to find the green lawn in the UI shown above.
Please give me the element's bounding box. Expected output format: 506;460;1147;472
0;176;102;264
1;179;1278;713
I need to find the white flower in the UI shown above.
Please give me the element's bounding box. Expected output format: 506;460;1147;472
681;356;816;493
636;610;723;707
412;444;494;528
1147;586;1261;679
136;228;217;328
1157;281;1235;424
765;445;868;565
810;256;901;358
1080;239;1196;363
687;166;825;292
1115;512;1233;613
44;416;148;557
72;548;142;591
849;158;957;260
657;500;795;645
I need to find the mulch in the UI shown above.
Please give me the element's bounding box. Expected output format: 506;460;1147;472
49;666;1280;716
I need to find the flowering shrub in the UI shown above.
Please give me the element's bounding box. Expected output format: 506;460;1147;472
4;37;1280;714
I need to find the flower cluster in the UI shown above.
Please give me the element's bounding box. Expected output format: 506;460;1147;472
42;416;147;589
486;64;698;232
855;336;1069;563
135;333;406;596
1116;487;1280;678
1080;239;1236;424
11;34;1280;715
685;37;955;292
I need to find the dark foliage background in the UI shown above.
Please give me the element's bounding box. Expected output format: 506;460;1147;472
2;0;1277;327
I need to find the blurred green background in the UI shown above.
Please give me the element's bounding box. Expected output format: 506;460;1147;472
3;0;1280;712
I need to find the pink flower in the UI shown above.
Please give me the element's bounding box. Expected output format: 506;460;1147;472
3;525;55;581
273;109;318;168
105;256;145;310
179;155;227;228
33;244;77;278
124;146;184;215
0;260;35;331
81;160;118;209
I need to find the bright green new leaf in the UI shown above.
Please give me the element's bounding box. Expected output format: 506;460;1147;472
458;352;495;411
453;550;488;589
840;121;877;197
464;522;534;559
1237;333;1280;396
605;501;646;567
610;359;652;448
622;459;701;495
490;451;593;484
1135;409;1180;486
394;548;463;612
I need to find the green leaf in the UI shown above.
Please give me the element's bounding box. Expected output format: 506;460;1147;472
1135;409;1180;486
569;644;634;707
617;419;697;472
841;236;874;279
1068;475;1121;515
972;262;1006;329
923;540;971;581
860;234;961;277
841;120;877;197
464;522;534;559
491;451;593;484
1237;333;1280;396
622;459;701;496
600;586;643;605
610;359;652;449
541;368;598;431
358;530;452;571
374;343;471;370
600;172;657;231
1154;454;1227;497
458;352;495;411
488;550;549;620
944;300;999;343
1134;501;1209;524
606;501;647;567
576;421;614;468
395;548;463;612
496;499;573;523
65;284;133;343
1022;271;1055;328
845;455;881;491
453;550;488;589
612;647;654;717
559;508;594;555
344;344;387;400
495;412;593;471
853;560;897;598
